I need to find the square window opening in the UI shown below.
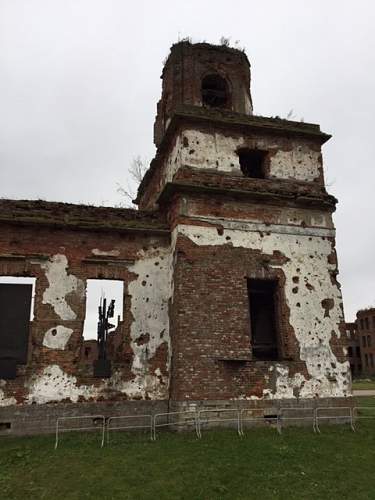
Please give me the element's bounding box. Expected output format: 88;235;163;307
247;279;280;361
0;277;36;321
237;149;267;179
0;277;35;367
83;279;124;341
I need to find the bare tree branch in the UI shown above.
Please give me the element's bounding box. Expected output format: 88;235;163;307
117;156;148;208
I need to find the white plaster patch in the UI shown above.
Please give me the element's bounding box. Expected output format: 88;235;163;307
128;246;173;382
42;326;73;350
25;364;167;404
164;128;322;183
177;223;350;399
91;248;120;257
40;254;84;320
270;147;321;182
26;365;93;404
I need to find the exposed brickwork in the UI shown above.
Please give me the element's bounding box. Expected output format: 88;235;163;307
356;308;375;374
170;235;309;400
0;221;171;405
0;41;352;435
345;322;362;376
154;41;252;147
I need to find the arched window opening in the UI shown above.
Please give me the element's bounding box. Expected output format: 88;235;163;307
237;149;267;179
201;74;229;108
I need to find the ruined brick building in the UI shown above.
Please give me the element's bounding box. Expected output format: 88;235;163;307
0;41;351;435
345;322;361;376
356;308;375;375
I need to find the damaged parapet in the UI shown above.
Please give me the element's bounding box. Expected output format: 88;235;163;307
0;41;351;436
154;41;253;147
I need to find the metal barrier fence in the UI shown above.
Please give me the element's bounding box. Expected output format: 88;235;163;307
197;409;241;438
352;406;375;428
240;408;280;436
279;407;316;433
315;406;354;433
107;414;153;444
153;411;199;440
55;415;106;449
54;405;370;448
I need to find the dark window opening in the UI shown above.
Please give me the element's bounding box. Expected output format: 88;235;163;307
201;74;229;108
0;422;11;431
365;354;369;366
247;279;279;361
365;317;370;329
362;336;366;347
356;346;360;357
348;346;353;357
237;149;267;179
0;282;33;376
360;319;364;330
368;335;372;347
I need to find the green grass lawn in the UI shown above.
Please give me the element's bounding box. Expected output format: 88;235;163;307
352;378;375;390
1;400;375;500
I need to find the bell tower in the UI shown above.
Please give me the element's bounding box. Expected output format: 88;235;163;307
153;41;253;147
136;40;350;406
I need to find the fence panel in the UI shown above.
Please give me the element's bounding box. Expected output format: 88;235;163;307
153;411;199;440
198;409;241;438
107;414;153;444
55;415;105;449
240;408;280;435
279;407;316;432
315;407;354;433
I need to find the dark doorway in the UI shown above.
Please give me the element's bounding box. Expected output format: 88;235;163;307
247;279;279;360
0;284;32;364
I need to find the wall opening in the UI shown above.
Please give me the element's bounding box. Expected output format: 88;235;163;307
0;278;36;378
201;74;229;108
83;279;124;340
0;277;36;320
247;279;279;361
237;149;267;179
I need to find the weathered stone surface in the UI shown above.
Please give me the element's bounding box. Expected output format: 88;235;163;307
0;41;351;435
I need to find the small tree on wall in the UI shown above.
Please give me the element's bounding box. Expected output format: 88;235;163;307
117;156;148;208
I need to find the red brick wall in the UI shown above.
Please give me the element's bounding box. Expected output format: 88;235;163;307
0;222;170;404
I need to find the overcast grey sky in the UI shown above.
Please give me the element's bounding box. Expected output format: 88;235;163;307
0;0;374;321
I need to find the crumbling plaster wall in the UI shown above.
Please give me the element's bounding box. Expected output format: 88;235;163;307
0;230;174;406
164;128;322;185
174;221;350;399
183;196;334;233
